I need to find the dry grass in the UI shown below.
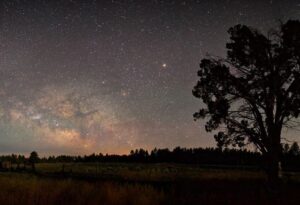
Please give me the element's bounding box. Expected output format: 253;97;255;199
35;162;266;182
1;164;300;205
0;173;165;205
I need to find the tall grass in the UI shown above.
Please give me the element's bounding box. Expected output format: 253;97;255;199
0;173;165;205
1;165;300;205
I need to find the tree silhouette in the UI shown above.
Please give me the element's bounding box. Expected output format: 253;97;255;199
193;20;300;184
288;142;300;156
29;151;39;172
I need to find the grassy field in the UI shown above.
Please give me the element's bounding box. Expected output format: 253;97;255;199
1;163;300;205
35;162;267;181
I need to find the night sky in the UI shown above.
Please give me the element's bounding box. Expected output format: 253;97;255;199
0;0;299;155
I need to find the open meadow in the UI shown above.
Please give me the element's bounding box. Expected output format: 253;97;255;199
1;163;300;205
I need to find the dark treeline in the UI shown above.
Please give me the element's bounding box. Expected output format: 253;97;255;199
45;147;262;166
1;143;300;170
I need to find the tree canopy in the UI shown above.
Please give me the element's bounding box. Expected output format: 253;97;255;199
29;151;39;164
193;20;300;181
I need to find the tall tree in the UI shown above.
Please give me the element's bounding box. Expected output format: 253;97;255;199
29;151;39;172
288;142;300;156
193;20;300;184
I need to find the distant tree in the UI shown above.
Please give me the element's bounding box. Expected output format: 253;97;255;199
29;151;39;172
289;142;300;156
282;143;290;154
193;20;300;184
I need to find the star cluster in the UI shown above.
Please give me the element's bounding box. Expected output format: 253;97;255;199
0;0;298;155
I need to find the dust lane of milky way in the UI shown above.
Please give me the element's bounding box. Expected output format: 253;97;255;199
0;0;298;155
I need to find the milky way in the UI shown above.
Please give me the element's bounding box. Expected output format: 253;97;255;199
0;0;299;155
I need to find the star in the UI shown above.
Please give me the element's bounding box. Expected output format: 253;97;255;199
121;90;130;97
162;63;167;68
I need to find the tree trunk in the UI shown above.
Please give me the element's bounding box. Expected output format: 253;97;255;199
267;155;280;184
31;163;36;172
265;143;281;193
265;126;282;188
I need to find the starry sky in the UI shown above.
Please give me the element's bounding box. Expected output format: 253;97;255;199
0;0;299;155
